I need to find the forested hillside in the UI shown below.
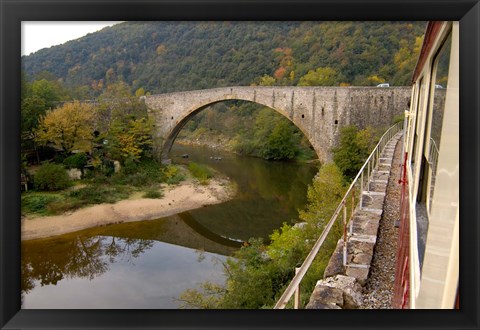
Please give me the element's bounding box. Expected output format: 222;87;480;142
22;21;425;96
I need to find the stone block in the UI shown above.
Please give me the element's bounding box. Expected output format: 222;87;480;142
305;302;342;309
356;210;382;222
352;253;372;265
351;217;380;236
361;194;385;210
363;221;380;235
346;267;370;286
67;168;82;180
323;240;345;278
113;160;121;173
347;239;375;255
305;285;344;309
312;275;363;309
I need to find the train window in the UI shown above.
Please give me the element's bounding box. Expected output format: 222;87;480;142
414;30;452;272
428;32;452;210
410;77;427;176
414;76;430;271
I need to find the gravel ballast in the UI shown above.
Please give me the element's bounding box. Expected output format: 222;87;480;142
360;138;403;309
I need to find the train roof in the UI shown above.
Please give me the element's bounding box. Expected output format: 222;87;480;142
412;21;445;83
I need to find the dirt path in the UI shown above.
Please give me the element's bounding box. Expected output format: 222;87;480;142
22;178;235;241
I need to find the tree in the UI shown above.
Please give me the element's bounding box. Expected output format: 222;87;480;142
391;36;424;85
298;163;346;226
106;117;153;163
21;75;73;163
95;81;148;132
30;78;66;109
262;120;297;160
298;67;340;86
332;126;378;180
35;101;95;154
367;75;386;85
21;95;46;139
257;75;276;86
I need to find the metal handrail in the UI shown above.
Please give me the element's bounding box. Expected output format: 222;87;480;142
274;121;404;309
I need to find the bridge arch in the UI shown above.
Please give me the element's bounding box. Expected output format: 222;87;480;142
144;86;411;164
157;96;315;162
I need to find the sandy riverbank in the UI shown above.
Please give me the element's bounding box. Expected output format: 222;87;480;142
21;177;235;241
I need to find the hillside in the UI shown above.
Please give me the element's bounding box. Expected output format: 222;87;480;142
22;21;425;96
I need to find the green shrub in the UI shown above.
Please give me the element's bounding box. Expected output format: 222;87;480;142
68;185;131;204
34;163;71;191
63;153;88;169
162;165;185;184
101;159;115;177
188;162;214;185
143;189;163;199
53;154;66;164
112;158;165;186
46;198;87;214
21;193;60;215
123;156;139;175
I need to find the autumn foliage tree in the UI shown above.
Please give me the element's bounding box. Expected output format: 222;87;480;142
106;117;153;163
298;67;342;86
35;101;95;154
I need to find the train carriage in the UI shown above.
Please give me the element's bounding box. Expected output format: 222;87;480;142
393;21;459;309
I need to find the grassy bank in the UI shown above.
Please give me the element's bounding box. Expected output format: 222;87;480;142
21;159;191;218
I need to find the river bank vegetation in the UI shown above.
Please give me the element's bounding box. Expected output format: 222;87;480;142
20;78;214;218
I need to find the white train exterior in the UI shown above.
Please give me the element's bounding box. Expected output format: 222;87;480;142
393;21;459;309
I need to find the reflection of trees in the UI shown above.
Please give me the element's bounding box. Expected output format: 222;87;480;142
104;237;155;264
21;235;154;294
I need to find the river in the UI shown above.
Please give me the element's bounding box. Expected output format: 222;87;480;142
21;144;318;309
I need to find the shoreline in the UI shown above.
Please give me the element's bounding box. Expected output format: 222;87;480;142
21;177;235;241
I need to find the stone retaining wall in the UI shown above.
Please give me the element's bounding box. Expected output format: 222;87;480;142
306;134;402;309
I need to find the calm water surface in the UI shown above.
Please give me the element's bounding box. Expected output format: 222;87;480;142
22;145;318;308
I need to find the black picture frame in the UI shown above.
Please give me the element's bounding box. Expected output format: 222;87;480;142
1;0;479;329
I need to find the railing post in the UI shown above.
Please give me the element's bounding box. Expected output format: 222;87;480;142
342;201;347;266
360;172;364;209
294;267;300;309
350;190;355;235
367;161;370;192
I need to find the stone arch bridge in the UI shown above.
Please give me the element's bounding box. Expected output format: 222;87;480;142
144;86;411;163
